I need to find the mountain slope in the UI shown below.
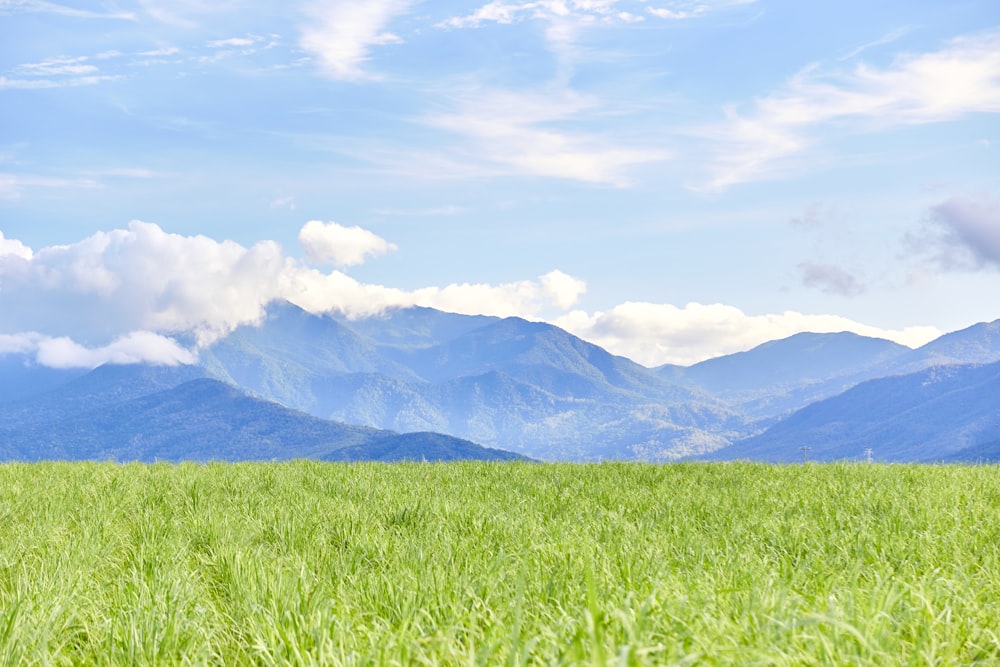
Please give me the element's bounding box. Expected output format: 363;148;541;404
705;360;1000;462
898;319;1000;371
0;367;524;463
199;306;739;461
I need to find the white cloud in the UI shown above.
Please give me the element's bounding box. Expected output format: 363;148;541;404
696;28;1000;191
35;332;197;368
555;302;940;366
0;223;950;369
0;332;43;355
1;55;119;88
0;230;33;259
207;36;259;48
0;222;587;366
298;220;397;267
12;56;98;76
441;0;748;28
137;47;180;57
284;268;587;319
300;0;412;81
423;88;667;185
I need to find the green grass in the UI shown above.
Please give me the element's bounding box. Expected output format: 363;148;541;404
0;461;998;665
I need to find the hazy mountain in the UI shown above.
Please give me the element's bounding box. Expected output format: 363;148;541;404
897;319;1000;371
333;306;499;350
704;360;1000;463
5;304;999;464
0;374;522;463
200;302;421;413
0;355;88;403
199;305;738;460
327;431;528;462
659;332;911;420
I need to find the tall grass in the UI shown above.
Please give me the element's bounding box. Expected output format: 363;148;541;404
0;462;997;665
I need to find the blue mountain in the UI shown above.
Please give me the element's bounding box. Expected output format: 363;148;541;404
0;369;524;462
199;304;737;460
660;331;910;420
703;360;1000;463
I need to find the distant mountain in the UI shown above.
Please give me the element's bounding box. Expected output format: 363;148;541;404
0;372;523;463
660;332;910;419
199;305;738;460
5;304;1000;464
327;431;528;462
704;360;1000;463
333;306;499;350
0;355;88;403
896;319;1000;371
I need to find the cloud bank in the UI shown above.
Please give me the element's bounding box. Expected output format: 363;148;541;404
0;221;945;369
555;302;940;367
0;221;585;367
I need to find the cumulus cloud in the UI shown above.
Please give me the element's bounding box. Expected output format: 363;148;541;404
696;28;1000;191
798;261;865;296
0;230;33;259
908;194;1000;271
300;0;411;81
554;302;940;366
0;221;586;367
298;220;397;267
1;222;948;369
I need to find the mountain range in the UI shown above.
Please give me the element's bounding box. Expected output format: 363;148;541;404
2;302;999;463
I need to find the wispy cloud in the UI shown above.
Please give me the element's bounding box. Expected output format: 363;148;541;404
136;47;180;57
206;35;261;48
300;0;412;81
695;28;1000;191
422;87;667;185
0;0;136;20
11;56;98;77
0;172;101;197
838;26;911;61
440;0;752;29
1;54;123;89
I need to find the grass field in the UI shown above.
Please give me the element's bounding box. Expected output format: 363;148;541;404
0;461;998;665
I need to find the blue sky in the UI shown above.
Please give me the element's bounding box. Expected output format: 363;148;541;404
1;0;998;367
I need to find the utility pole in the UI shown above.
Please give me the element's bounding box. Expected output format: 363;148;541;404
799;446;811;464
864;447;873;464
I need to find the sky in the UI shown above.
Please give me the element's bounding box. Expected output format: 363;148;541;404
1;0;998;369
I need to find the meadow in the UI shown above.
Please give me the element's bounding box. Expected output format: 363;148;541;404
0;461;997;665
